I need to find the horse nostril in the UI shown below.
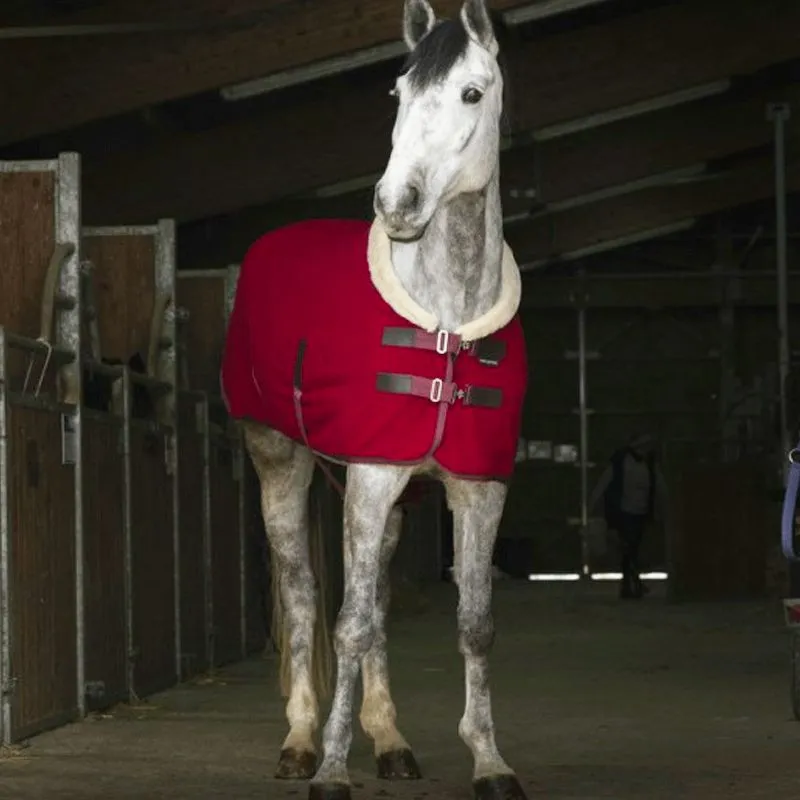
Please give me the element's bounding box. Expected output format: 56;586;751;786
406;185;420;212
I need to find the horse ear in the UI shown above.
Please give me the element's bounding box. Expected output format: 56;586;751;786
460;0;498;54
403;0;436;51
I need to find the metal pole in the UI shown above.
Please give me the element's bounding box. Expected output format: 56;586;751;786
577;301;590;576
768;102;792;481
122;367;135;700
201;396;214;670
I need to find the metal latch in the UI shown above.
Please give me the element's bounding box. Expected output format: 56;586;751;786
61;412;77;465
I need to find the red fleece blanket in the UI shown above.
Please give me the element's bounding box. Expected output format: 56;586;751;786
221;219;527;480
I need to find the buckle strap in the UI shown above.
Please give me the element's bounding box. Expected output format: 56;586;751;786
382;327;462;355
376;373;457;403
382;327;507;365
376;372;503;408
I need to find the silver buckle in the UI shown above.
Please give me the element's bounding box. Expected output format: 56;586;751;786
436;330;449;355
429;378;443;403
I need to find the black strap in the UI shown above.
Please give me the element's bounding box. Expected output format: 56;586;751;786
293;339;307;390
471;338;506;366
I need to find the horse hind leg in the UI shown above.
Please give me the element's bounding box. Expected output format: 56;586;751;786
359;506;421;781
244;422;323;781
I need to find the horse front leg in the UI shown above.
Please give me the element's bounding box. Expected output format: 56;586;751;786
444;477;528;800
310;465;412;800
359;505;421;780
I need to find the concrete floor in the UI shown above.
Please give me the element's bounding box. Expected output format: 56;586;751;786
2;582;800;799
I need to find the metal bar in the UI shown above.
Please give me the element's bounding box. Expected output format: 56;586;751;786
3;331;74;363
201;396;214;669
121;367;135;700
172;422;182;682
177;269;229;279
0;159;58;172
82;225;160;237
237;439;247;661
0;329;11;744
768;101;792;481
577;302;590;577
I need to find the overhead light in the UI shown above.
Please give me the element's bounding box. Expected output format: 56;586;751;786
528;573;582;582
519;219;698;271
505;0;614;26
221;1;626;101
533;80;732;141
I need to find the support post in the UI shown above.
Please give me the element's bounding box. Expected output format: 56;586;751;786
56;153;86;718
768;102;792;482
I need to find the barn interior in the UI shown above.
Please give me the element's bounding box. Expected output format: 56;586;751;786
1;1;800;798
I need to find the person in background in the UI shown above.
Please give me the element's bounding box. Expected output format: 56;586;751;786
589;433;668;600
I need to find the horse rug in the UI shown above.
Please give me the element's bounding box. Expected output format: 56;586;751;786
221;218;528;480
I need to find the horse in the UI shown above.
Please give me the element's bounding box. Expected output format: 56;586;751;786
221;1;529;798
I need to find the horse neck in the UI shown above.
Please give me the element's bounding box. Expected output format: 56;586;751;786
390;169;504;332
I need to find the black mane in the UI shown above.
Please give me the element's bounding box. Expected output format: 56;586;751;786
401;19;469;90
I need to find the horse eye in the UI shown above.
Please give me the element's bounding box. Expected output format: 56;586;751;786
462;87;483;105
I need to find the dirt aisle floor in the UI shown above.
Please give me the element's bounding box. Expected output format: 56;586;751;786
3;581;800;799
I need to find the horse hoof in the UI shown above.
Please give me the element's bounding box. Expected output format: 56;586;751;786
275;747;318;780
376;747;422;780
474;774;528;800
308;783;352;800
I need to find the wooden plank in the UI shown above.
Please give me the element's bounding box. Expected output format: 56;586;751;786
83;234;156;363
0;0;531;146
80;0;800;225
82;413;127;709
0;171;57;386
507;153;800;264
7;404;77;740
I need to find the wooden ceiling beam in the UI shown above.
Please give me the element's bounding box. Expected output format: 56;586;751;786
175;80;799;269
0;0;531;145
506;152;800;266
79;0;800;226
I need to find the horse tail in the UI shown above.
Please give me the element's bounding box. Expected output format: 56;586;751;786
271;474;333;702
